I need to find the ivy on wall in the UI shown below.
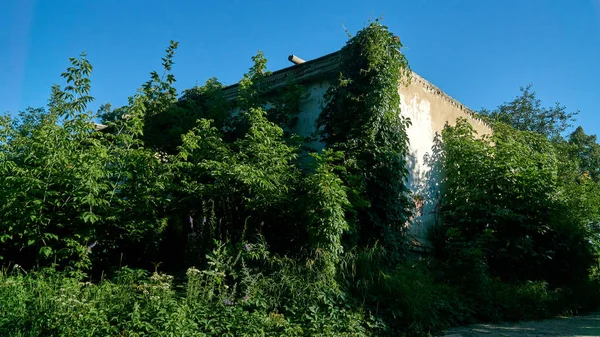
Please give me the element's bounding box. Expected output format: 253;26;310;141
316;19;413;260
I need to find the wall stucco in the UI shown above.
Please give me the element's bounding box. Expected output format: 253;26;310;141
399;73;491;248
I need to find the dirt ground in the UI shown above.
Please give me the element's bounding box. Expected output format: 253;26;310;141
442;312;600;337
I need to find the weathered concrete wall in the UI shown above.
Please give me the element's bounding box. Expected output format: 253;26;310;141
400;73;491;247
292;72;492;248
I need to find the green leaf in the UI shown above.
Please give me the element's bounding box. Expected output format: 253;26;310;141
39;246;53;258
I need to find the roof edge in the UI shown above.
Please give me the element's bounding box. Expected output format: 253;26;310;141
219;49;487;127
409;72;486;125
221;50;342;100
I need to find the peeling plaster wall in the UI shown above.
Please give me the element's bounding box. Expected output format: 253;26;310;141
291;73;492;248
399;74;492;247
401;91;436;244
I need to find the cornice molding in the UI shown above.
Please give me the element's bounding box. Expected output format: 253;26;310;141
221;51;342;100
220;49;489;129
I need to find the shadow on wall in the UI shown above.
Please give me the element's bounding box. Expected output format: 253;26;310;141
423;131;445;238
405;131;445;248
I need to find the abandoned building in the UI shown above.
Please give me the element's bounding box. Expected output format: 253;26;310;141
221;50;492;250
92;49;492;250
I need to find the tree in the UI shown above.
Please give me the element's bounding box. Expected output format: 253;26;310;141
568;126;600;181
436;118;596;286
480;84;578;140
0;54;169;273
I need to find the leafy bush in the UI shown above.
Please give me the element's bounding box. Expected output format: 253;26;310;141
0;55;168;274
0;240;373;337
435;118;598;286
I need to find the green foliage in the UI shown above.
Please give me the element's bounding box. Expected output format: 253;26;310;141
237;51;270;112
0;246;587;337
162;53;304;265
1;18;599;337
479;84;578;140
142;77;232;154
171;105;301;252
336;247;584;336
0;241;374;337
0;48;172;274
303;150;351;276
474;85;600;313
1;55;125;271
436;118;597;286
142;41;180;115
161;48;349;270
265;79;307;136
339;249;464;336
433;117;600;325
317;19;412;259
568;126;600;181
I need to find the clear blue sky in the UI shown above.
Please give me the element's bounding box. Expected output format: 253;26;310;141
1;0;599;137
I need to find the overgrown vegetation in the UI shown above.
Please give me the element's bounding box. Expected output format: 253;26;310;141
0;19;598;336
316;24;413;261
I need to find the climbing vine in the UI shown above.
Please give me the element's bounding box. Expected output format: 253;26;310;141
317;20;413;259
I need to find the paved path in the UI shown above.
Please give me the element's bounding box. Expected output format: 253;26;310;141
442;312;600;337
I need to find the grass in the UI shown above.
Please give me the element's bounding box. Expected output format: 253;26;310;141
0;245;597;336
